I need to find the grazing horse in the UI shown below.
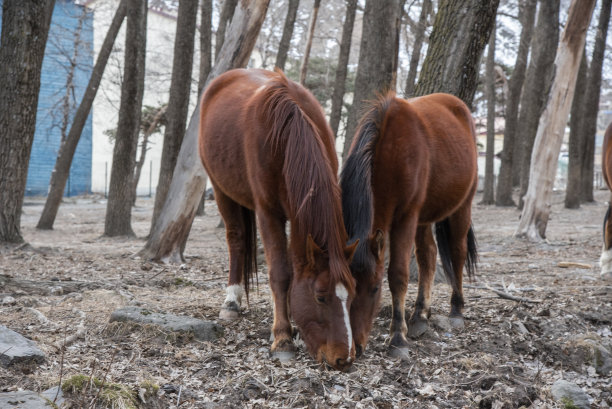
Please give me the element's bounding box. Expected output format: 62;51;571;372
198;68;358;370
599;123;612;280
340;92;478;357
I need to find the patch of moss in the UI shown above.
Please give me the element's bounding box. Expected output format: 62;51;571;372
139;380;160;396
62;374;102;393
560;397;580;409
173;277;193;286
139;309;152;316
62;374;140;409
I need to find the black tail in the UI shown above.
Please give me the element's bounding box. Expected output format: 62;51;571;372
241;206;258;303
434;220;478;292
603;205;610;243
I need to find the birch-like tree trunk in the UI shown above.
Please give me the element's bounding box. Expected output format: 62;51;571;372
516;0;596;241
140;0;271;262
37;0;127;230
215;0;239;59
329;0;357;138
275;0;299;71
199;0;213;94
495;0;537;206
299;0;321;84
482;21;496;205
403;0;431;97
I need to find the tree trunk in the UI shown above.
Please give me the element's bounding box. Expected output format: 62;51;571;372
104;0;147;237
140;0;271;262
579;0;611;203
482;21;496;205
391;0;407;91
37;0;127;230
403;0;431;97
60;10;85;146
133;106;167;205
516;0;560;208
299;0;321;85
495;0;537;206
0;0;56;243
328;0;357;139
564;50;588;209
275;0;299;71
151;0;198;231
413;0;499;108
515;0;596;241
342;0;402;159
198;0;213;94
215;0;239;60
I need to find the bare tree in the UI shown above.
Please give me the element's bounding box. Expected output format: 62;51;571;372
299;0;321;84
215;0;239;59
140;0;271;262
104;0;147;237
482;21;496;205
151;0;198;230
403;0;432;97
413;0;499;108
516;0;596;241
329;0;358;138
579;0;612;203
342;0;402;158
37;0;127;230
199;0;213;93
516;0;560;208
495;0;537;206
275;0;299;71
0;0;56;243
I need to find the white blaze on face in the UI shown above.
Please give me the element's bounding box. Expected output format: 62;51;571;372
224;284;243;306
335;283;353;360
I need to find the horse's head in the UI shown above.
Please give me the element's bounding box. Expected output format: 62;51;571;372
290;236;358;371
348;229;385;357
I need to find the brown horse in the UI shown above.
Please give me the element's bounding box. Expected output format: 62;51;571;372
198;68;358;370
340;92;478;357
599;122;612;280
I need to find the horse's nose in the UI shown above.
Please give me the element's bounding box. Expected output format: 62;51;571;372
335;357;353;371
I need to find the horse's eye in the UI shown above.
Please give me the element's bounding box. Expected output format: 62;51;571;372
371;286;380;295
315;295;326;304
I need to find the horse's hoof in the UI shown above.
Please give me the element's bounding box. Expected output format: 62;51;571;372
388;346;410;359
219;303;240;321
407;318;428;338
449;316;465;329
601;270;612;281
271;338;296;362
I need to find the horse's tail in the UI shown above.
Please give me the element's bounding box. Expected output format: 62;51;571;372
434;220;477;292
241;205;258;303
603;205;610;243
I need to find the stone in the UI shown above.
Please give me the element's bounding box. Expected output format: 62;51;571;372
109;306;223;341
40;386;63;407
0;325;45;367
551;380;591;409
0;390;56;409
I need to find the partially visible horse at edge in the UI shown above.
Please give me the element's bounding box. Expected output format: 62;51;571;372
599;122;612;280
198;68;358;371
340;92;478;357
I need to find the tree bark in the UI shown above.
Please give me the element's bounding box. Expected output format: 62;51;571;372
413;0;499;108
482;21;496;205
37;0;127;230
403;0;432;97
516;0;560;208
515;0;596;241
215;0;239;60
151;0;198;231
198;0;213;94
495;0;537;206
140;0;271;262
579;0;611;203
104;0;147;237
564;50;588;209
342;0;402;159
0;0;56;243
328;0;357;139
299;0;321;85
275;0;299;71
133;105;167;205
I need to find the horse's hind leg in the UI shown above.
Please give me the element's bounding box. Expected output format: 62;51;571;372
600;203;612;279
407;224;437;338
214;187;249;320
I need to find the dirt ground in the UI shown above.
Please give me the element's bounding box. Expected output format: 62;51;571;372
1;189;611;408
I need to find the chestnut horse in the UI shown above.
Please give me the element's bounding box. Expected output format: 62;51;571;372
198;69;358;370
340;92;478;357
599;122;612;280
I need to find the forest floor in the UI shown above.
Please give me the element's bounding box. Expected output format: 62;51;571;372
1;190;611;408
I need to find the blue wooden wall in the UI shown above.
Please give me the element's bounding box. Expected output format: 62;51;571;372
0;0;93;196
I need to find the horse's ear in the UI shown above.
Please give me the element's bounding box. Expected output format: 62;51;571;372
306;234;323;268
370;229;384;261
344;239;359;264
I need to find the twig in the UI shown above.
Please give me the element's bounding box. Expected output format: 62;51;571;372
176;385;182;406
54;326;67;403
53;309;86;351
485;285;541;303
89;349;117;408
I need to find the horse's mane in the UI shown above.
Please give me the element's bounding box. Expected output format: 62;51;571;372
340;92;395;275
257;71;353;289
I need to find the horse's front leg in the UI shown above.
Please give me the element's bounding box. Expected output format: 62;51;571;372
601;204;612;279
257;210;296;360
387;216;417;357
408;224;437;337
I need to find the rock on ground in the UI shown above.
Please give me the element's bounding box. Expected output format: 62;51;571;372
551;379;591;409
0;390;56;409
0;325;45;367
